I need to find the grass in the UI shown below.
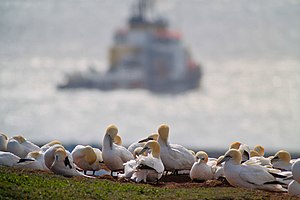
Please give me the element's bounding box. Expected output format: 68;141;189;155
0;166;297;200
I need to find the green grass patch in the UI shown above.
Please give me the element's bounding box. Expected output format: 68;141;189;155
0;166;295;200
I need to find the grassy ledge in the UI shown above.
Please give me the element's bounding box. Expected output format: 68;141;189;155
0;166;297;200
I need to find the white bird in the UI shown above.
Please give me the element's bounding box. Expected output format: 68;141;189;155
288;159;300;197
248;145;272;167
26;151;49;170
271;150;293;171
102;125;134;176
0;132;8;151
44;145;89;177
0;150;43;171
230;141;250;163
157;124;194;173
131;140;164;183
71;145;103;175
7;135;41;158
49;147;87;177
0;147;50;171
121;142;163;181
217;149;287;192
15;151;49;171
0;151;20;167
127;133;159;154
190;151;214;181
119;146;149;180
44;144;69;170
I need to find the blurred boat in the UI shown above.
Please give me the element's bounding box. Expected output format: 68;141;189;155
58;0;202;93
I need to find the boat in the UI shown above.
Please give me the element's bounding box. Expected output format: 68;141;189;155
58;0;202;93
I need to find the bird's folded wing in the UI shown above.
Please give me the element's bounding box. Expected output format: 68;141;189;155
239;165;275;185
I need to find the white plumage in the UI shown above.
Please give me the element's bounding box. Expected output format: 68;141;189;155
16;151;49;171
190;151;214;181
71;145;103;174
0;151;20;167
271;150;293;171
44;144;88;177
102;125;134;174
218;149;287;192
6;135;41;158
288;159;300;197
131;141;164;183
157;124;194;172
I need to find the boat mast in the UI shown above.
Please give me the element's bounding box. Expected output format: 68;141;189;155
136;0;154;21
129;0;157;27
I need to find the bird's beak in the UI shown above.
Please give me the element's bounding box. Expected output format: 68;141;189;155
217;156;229;166
283;175;293;181
137;146;149;156
197;158;202;164
109;137;113;149
270;156;279;164
243;151;250;160
138;137;151;143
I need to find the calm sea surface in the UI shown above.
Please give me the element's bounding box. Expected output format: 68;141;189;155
0;0;299;153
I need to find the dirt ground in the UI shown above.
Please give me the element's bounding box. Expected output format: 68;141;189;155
94;173;295;199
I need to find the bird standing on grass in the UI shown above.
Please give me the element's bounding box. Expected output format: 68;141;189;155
102;125;134;176
157;124;194;174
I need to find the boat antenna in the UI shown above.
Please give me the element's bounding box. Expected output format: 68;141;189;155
134;0;155;22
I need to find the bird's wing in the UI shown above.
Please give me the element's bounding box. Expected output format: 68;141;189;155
239;164;275;185
0;152;20;166
118;145;134;163
138;156;164;173
244;158;261;166
169;144;194;166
